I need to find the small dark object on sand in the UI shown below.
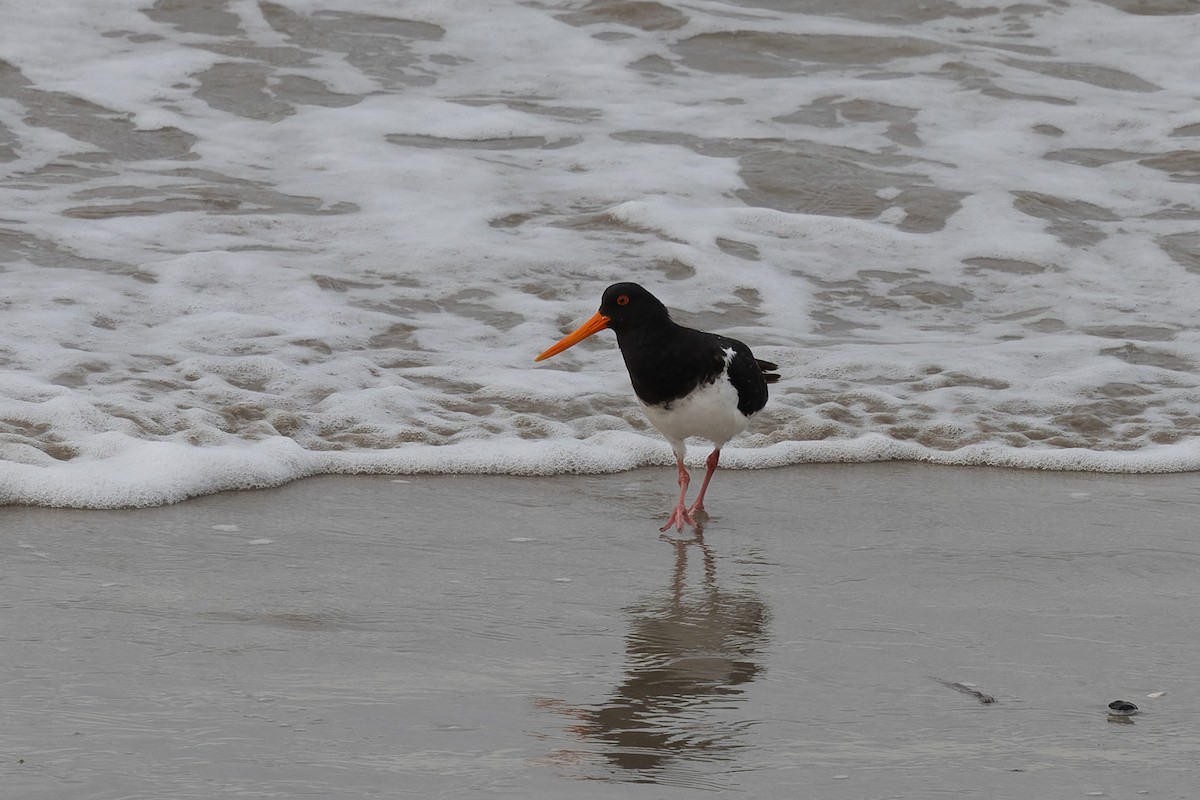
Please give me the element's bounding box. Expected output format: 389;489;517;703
930;677;996;705
1108;700;1138;715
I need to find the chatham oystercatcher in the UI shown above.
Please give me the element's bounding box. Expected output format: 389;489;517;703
536;282;780;532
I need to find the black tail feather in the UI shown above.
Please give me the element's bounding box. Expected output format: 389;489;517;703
757;359;781;384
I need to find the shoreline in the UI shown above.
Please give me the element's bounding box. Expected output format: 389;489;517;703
7;440;1200;511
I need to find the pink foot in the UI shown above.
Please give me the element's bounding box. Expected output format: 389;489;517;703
659;503;697;533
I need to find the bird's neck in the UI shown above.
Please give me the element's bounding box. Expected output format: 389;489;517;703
612;319;678;365
614;320;715;406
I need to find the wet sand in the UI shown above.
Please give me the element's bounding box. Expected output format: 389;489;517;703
3;463;1200;798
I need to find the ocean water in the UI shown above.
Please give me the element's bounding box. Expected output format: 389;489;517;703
2;0;1199;508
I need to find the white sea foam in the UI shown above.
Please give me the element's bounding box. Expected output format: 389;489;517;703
2;0;1200;507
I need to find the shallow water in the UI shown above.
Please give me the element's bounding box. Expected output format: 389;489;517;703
4;465;1200;797
2;1;1200;507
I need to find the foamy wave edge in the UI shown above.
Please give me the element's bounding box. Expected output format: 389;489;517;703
4;432;1200;509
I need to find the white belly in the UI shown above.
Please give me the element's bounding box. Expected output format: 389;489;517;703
638;374;749;450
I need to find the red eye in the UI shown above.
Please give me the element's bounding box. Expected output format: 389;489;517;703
617;295;630;306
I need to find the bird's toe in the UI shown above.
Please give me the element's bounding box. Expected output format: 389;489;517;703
659;504;698;532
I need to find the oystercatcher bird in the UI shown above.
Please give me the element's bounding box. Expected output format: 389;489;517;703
536;282;780;532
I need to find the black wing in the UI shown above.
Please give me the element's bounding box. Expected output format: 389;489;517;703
721;337;774;416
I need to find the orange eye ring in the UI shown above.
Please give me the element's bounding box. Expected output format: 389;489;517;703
616;295;630;306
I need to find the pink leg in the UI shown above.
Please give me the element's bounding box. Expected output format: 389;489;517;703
687;449;721;517
659;454;697;533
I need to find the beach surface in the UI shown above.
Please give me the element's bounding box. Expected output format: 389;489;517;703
4;463;1200;798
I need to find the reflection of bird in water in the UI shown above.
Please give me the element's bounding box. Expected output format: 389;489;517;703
537;533;770;782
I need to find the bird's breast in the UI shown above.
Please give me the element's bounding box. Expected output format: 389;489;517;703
638;369;750;448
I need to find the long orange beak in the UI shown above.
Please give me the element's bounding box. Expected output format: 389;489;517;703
535;311;611;361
